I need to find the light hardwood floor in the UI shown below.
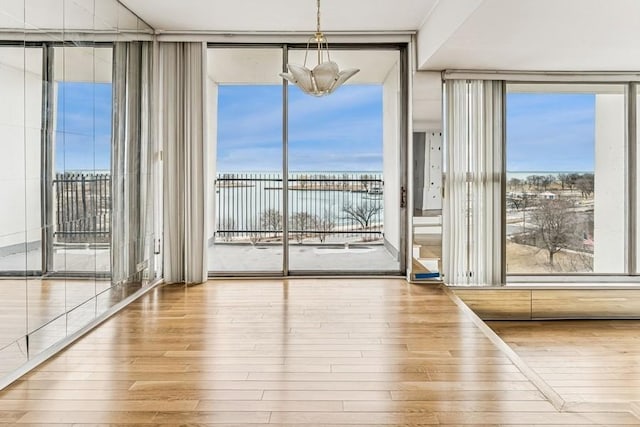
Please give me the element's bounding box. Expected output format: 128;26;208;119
0;279;638;425
490;320;640;419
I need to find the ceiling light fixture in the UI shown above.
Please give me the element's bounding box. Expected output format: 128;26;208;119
279;0;359;96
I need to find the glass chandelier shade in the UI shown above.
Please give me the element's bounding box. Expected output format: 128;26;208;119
279;0;359;96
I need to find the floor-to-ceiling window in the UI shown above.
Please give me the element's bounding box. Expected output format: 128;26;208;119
207;45;405;276
207;47;284;274
286;48;402;273
506;83;626;276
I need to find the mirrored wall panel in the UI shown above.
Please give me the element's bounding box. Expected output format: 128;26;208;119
0;0;155;381
411;131;442;280
0;43;32;375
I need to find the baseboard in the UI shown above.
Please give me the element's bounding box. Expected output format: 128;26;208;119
0;277;164;391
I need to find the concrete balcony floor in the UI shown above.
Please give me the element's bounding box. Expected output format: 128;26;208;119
0;240;401;275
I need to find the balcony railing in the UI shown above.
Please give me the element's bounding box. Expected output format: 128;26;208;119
49;172;384;246
215;172;384;243
53;172;111;244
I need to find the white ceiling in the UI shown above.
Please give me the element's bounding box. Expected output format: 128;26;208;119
419;0;640;71
0;0;148;31
207;48;399;84
3;0;640;72
119;0;438;33
119;0;640;72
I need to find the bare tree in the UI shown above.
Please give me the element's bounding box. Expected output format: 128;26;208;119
530;198;576;265
290;212;316;243
509;193;537;233
342;202;382;230
508;177;522;191
315;210;336;243
360;174;371;191
576;173;594;198
526;175;543;190
260;209;282;238
558;173;570;190
509;192;535;211
298;174;308;189
246;219;261;245
568;173;581;190
540;175;555;191
342;173;350;190
218;217;235;242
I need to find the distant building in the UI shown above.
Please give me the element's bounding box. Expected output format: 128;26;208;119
539;192;557;200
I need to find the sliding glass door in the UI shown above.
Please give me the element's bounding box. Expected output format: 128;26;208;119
207;48;284;274
286;49;402;273
208;45;404;276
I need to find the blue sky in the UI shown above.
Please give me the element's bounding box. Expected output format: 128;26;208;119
55;82;596;173
217;84;383;172
55;82;112;172
506;92;595;172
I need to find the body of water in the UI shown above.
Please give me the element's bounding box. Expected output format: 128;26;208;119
215;172;384;232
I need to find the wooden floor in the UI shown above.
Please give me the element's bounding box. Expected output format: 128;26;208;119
490;320;640;419
0;279;638;425
0;278;144;377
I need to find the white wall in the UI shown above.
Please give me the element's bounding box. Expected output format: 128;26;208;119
0;47;42;252
206;76;218;245
594;94;625;273
412;71;442;131
383;61;400;257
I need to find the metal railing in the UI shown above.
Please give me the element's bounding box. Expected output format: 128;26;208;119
49;171;383;245
53;172;111;244
215;172;384;243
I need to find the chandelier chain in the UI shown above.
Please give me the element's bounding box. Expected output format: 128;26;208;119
316;0;321;34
